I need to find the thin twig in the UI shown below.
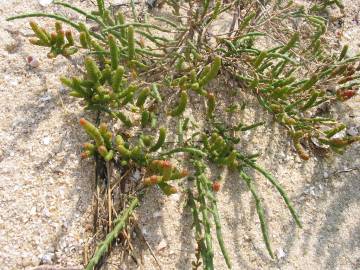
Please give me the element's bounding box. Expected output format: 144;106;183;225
134;220;163;270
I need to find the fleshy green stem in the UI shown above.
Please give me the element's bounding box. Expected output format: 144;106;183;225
212;200;232;268
159;147;207;157
239;171;274;259
244;161;302;228
7;13;104;40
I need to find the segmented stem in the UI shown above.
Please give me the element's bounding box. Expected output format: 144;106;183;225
159;147;207;157
196;174;214;270
53;1;105;27
239;171;274;259
212;200;231;268
244;161;302;228
7;13;104;40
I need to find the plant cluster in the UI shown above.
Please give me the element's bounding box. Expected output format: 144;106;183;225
8;0;359;269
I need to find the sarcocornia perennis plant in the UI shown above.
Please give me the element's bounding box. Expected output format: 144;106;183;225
7;0;359;269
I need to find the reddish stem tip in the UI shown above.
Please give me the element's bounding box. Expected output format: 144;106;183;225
161;160;172;168
80;152;89;159
212;181;221;192
79;118;87;126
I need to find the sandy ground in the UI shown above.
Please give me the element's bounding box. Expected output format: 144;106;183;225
0;1;360;270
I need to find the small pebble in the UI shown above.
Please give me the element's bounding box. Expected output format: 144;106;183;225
111;0;139;5
42;137;51;145
40;252;55;264
170;193;180;202
276;247;286;259
347;126;358;136
38;0;53;6
39;94;52;102
153;211;162;218
9;78;19;86
278;152;286;160
140;226;148;236
110;0;127;4
42;208;51;218
26;56;40;68
30;206;37;215
59;85;67;94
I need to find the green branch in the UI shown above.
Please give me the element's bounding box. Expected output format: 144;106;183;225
7;13;104;40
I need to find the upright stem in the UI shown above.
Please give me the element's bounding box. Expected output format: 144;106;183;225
85;197;139;270
196;174;214;270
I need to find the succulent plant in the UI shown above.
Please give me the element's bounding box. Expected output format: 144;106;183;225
7;0;359;269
